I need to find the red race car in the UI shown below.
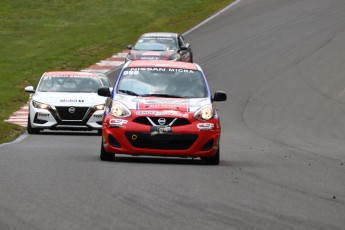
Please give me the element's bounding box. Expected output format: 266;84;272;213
98;60;227;164
126;32;193;62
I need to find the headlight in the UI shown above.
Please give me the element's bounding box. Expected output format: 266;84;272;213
193;105;215;121
32;100;50;110
94;104;105;111
110;101;131;118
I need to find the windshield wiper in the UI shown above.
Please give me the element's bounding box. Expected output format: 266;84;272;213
141;94;183;98
118;89;139;96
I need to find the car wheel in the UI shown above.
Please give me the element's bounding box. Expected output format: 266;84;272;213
27;115;40;134
100;141;115;161
202;148;220;165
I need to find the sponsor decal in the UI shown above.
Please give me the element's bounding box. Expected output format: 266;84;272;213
150;126;172;136
126;68;195;74
93;114;103;119
37;113;50;119
140;56;159;60
60;99;84;103
138;98;188;111
136;110;188;118
109;119;128;127
168;68;194;73
197;123;215;131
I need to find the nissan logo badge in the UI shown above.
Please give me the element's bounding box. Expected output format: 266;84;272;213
68;107;76;114
158;118;166;125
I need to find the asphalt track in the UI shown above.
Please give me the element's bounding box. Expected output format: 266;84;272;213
1;0;345;229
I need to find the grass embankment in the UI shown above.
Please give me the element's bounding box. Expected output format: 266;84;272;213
0;0;234;144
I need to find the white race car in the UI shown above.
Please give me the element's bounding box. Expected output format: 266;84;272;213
24;71;111;134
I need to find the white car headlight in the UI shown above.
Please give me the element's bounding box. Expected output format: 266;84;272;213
193;104;215;121
94;104;105;111
32;100;51;110
110;101;131;118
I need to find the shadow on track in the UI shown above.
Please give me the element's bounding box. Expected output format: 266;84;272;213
98;156;230;166
31;130;101;136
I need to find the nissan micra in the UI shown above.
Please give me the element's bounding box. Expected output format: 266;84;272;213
98;60;227;164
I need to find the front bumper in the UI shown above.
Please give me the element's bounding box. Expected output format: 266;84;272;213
29;105;103;130
101;114;221;158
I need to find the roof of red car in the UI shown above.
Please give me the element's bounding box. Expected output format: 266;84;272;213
43;71;99;77
127;60;198;70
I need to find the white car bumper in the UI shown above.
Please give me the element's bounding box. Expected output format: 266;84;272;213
29;105;103;130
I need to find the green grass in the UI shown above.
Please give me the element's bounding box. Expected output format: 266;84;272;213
0;0;234;144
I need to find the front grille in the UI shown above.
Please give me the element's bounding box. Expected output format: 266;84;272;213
125;132;197;150
133;117;190;126
56;121;87;126
54;106;90;120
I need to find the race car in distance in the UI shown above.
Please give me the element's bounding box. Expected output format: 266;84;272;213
97;60;227;165
24;71;111;134
126;32;193;63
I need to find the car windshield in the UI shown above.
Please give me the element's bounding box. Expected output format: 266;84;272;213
133;37;178;51
37;76;102;93
116;67;208;98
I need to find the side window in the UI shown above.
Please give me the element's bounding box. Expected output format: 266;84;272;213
100;77;111;87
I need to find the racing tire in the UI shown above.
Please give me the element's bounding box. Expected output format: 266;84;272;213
100;142;115;161
27;115;40;134
202;148;220;165
97;129;102;136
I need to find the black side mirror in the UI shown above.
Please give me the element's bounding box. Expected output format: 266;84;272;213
98;87;111;97
213;91;227;102
127;45;133;50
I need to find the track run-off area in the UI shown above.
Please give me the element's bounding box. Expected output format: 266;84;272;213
1;0;345;229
